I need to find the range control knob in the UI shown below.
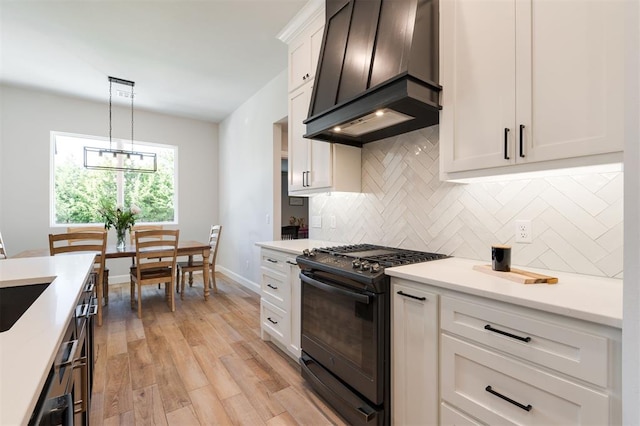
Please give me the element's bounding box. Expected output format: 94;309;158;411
370;263;381;273
352;259;361;269
302;249;310;257
360;261;371;271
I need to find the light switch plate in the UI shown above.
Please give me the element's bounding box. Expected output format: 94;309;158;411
311;216;322;228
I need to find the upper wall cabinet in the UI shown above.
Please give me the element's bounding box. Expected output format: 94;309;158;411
288;14;324;92
439;0;625;180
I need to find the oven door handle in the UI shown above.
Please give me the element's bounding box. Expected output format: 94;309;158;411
300;273;371;304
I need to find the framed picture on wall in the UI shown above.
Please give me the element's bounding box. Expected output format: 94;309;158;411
289;197;304;206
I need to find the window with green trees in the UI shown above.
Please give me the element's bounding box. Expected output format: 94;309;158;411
51;132;177;225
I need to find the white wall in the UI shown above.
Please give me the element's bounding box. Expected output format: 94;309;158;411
0;84;218;276
217;70;288;292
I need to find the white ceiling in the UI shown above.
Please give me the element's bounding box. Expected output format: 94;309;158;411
0;0;308;123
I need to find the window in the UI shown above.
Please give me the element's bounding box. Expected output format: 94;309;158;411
51;132;177;226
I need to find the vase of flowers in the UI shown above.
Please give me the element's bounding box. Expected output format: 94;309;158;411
99;200;141;251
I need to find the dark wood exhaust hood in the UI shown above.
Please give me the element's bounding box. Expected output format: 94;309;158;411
303;0;441;147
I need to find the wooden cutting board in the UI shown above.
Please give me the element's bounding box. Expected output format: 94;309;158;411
473;264;558;284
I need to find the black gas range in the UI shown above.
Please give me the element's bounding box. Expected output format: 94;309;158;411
298;244;449;292
296;244;448;425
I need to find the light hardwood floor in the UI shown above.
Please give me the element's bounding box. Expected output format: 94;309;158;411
90;274;348;425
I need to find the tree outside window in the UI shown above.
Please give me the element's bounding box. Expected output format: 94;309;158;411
52;132;177;225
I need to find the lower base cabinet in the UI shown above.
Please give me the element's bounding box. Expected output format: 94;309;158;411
392;282;439;426
259;248;301;361
391;278;621;425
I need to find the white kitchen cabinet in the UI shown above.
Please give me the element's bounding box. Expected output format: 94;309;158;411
392;281;439;426
259;247;302;360
440;0;625;180
440;294;619;425
288;14;324;92
390;277;621;425
288;80;361;195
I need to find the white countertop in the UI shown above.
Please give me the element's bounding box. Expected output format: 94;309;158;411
385;257;623;328
255;239;342;255
0;254;94;426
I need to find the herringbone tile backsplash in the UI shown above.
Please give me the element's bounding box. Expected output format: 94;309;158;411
309;126;623;278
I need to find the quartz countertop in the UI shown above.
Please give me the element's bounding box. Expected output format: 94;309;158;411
255;239;343;256
385;257;622;328
0;254;95;426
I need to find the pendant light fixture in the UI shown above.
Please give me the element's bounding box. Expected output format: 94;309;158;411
84;76;157;173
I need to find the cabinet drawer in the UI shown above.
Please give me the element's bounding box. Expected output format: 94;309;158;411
441;335;609;425
261;267;289;310
261;249;288;273
440;295;609;387
261;298;289;346
441;403;484;426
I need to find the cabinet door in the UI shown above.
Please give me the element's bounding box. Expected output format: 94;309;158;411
440;0;516;173
308;17;325;81
392;283;439;426
289;37;311;91
288;86;310;192
309;138;332;190
516;0;625;163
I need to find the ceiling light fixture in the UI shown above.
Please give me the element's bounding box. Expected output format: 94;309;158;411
83;76;157;173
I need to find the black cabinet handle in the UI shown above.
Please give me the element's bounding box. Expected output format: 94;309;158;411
267;317;278;325
286;260;298;266
484;324;531;342
485;386;532;412
519;124;525;158
397;290;426;301
504;128;510;160
267;283;278;290
266;258;278;264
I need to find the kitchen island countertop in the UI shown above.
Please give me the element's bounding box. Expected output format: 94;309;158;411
0;254;95;426
385;257;622;328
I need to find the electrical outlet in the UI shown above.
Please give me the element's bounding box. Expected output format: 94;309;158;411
330;215;337;229
311;215;322;228
515;220;532;243
245;260;250;270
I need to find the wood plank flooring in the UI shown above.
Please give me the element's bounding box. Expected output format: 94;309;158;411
90;274;348;426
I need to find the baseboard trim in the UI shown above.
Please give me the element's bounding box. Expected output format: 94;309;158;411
108;268;261;295
217;266;261;294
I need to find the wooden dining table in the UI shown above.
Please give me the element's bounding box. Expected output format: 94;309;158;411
14;240;212;325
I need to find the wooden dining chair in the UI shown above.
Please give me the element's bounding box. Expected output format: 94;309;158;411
49;231;107;326
177;225;222;299
130;229;179;319
67;226;111;304
0;231;7;259
129;224;164;245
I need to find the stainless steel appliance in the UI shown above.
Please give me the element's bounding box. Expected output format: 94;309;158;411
29;274;97;426
297;244;448;425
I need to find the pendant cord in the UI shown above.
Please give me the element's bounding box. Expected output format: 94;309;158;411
131;86;134;151
109;80;113;150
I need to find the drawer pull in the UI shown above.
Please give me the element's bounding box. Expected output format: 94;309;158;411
397;291;426;301
266;258;278;264
267;284;278;290
286;260;298;266
485;386;532;412
267;317;278;325
484;324;531;342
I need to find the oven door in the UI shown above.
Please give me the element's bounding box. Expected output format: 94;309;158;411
300;270;385;405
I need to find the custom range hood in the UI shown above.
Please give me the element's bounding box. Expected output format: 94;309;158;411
304;0;441;147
